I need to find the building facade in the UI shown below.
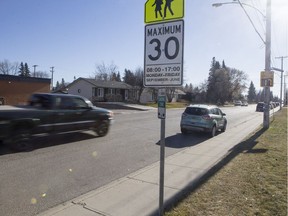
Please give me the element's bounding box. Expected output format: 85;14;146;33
0;75;51;105
67;78;137;103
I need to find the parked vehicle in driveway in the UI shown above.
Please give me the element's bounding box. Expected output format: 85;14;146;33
234;100;242;106
270;102;276;109
241;101;248;106
180;104;227;137
0;93;114;151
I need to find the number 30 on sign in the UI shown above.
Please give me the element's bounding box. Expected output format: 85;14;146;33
144;20;184;87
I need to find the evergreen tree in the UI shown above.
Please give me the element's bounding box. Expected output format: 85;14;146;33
247;81;257;102
61;78;65;88
24;63;31;77
184;84;189;92
206;57;248;104
55;81;60;90
110;72;121;82
123;69;136;86
111;72;117;81
134;68;144;103
116;72;121;82
214;68;231;104
206;57;221;103
18;62;31;77
18;62;25;76
222;60;226;69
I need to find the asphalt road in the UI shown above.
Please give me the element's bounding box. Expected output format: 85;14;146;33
0;105;262;216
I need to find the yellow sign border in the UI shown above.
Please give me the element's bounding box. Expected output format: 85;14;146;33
145;0;184;24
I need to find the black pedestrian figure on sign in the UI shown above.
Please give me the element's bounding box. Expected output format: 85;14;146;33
164;0;174;17
152;0;163;19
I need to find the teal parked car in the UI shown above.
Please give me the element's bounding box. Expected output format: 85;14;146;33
180;104;227;137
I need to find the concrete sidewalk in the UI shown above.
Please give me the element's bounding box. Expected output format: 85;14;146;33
38;114;263;216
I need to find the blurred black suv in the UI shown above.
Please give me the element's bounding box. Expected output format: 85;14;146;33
256;102;265;112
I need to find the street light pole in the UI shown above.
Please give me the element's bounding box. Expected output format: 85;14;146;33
263;0;271;129
33;65;38;77
275;56;288;110
285;73;288;106
212;0;272;128
50;67;54;91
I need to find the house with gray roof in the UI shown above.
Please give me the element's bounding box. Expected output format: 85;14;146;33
67;78;137;103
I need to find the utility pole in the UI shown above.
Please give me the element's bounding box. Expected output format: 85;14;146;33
33;65;38;77
50;67;54;90
275;56;288;110
284;72;288;106
263;0;271;129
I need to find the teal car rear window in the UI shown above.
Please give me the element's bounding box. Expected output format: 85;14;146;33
185;107;208;116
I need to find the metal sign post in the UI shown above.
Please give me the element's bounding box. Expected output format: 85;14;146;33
158;88;166;215
144;1;185;215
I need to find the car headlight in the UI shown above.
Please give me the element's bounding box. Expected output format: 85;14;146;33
108;111;114;118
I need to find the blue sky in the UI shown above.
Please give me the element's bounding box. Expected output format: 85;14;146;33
1;0;287;97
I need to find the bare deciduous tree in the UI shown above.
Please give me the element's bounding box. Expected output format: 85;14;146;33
33;71;50;78
94;62;118;81
0;60;19;75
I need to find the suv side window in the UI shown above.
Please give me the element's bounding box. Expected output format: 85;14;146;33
30;95;51;109
211;108;220;115
57;97;74;109
71;97;88;109
216;108;222;115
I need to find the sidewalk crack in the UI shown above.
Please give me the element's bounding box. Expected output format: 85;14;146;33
72;201;112;216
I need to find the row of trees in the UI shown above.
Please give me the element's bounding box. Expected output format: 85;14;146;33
18;62;31;77
92;59;250;104
206;57;248;104
181;58;249;104
1;59;280;104
0;60;49;78
0;60;19;75
92;59;271;104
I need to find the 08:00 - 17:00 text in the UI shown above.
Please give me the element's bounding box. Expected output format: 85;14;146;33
146;66;181;73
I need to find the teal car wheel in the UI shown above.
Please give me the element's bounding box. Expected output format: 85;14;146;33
210;125;216;138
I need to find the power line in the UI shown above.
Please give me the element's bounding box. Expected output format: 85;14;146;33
237;0;266;44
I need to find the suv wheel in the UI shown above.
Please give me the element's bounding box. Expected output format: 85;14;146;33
9;128;32;151
210;125;216;137
221;122;227;132
95;121;109;137
181;128;188;134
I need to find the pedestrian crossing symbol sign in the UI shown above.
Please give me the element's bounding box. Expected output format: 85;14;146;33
145;0;184;23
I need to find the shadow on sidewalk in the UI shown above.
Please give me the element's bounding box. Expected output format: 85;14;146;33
151;127;268;215
156;133;209;149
